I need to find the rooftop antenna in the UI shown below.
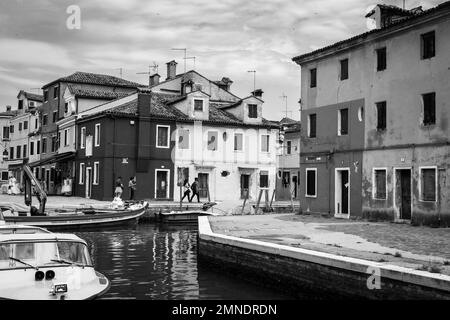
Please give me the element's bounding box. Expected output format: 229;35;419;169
185;56;196;70
137;63;159;86
172;48;187;73
115;68;123;78
247;70;256;94
280;93;289;117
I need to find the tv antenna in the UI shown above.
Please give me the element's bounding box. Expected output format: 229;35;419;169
185;56;196;70
172;48;187;73
115;68;123;78
247;70;256;93
136;62;159;86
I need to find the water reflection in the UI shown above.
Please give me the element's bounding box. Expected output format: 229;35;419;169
76;224;292;300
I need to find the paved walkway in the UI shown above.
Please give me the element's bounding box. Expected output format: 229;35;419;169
209;214;450;276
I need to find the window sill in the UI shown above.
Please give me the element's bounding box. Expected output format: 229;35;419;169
156;145;170;149
421;123;436;128
419;199;437;203
305;194;317;198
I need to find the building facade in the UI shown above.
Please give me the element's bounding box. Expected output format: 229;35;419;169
276;118;301;201
293;2;450;226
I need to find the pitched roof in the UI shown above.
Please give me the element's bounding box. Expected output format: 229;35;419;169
18;91;44;102
67;85;133;100
280;117;297;125
293;1;450;64
43;71;145;89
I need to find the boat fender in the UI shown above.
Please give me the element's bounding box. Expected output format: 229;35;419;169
35;271;45;281
45;270;55;280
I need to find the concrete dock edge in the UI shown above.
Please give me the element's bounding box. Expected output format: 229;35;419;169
198;216;450;299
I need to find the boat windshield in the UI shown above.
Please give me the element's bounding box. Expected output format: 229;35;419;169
0;241;92;270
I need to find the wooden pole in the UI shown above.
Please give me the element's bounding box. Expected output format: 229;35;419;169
179;185;182;211
255;189;263;214
241;190;249;215
269;189;276;211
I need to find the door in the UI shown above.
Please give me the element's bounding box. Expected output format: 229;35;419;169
198;173;209;198
156;170;168;199
45;169;50;193
399;170;411;220
85;167;92;199
335;169;350;216
292;174;298;199
240;174;250;199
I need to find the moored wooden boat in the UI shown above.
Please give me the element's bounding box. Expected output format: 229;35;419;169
159;210;219;224
0;201;148;231
0;232;110;300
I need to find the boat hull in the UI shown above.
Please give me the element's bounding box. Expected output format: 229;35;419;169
3;207;147;231
158;211;216;224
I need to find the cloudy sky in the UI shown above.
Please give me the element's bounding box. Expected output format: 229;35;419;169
0;0;438;120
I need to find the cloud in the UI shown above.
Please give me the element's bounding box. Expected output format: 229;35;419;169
0;0;443;119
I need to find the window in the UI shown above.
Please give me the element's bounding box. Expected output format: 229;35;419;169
19;123;22;131
1;171;8;181
9;125;14;133
421;31;435;59
2;126;9;140
29;101;34;108
18;100;23;110
95;124;100;147
43;90;48;102
376;101;387;131
64;129;69;147
23;144;27;158
420;167;437;202
260;171;269;188
35;118;38;129
261;134;269;152
310;68;317;88
79;163;85;184
36;140;40;154
376;47;387;71
422;92;436;125
43;114;48;126
178;129;189;149
53;86;58;99
248;104;258;118
207;131;218;151
30;141;34;156
194;99;204;111
16;145;21;158
80;127;86;149
9;147;13;160
234;133;243;151
156;125;170;148
338;108;348;135
286;140;292;155
51;136;57;152
308;114;316;138
64;102;69;114
52;111;57;123
23;121;28;130
42;138;47;153
373;169;387;199
340;58;348;80
93;162;99;185
305;168;317;197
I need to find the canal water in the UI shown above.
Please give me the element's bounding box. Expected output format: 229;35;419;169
76;223;293;300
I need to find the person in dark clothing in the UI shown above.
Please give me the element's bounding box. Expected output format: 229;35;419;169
181;179;191;202
189;178;200;203
129;176;136;200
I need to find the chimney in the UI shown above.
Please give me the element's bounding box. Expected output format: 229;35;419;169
166;60;178;80
149;73;160;87
6;105;11;111
221;77;233;91
251;89;263;98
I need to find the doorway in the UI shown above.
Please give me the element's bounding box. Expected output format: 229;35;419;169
292;174;298;199
85;167;92;199
335;168;350;217
240;174;250;199
395;168;411;220
198;173;209;199
155;169;169;199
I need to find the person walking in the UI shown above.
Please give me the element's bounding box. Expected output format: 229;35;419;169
114;176;124;198
181;179;191;202
189;177;200;203
128;176;136;200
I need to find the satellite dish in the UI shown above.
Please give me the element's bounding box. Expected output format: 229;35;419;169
365;4;377;30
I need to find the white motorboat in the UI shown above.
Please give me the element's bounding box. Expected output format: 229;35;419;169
0;232;110;300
